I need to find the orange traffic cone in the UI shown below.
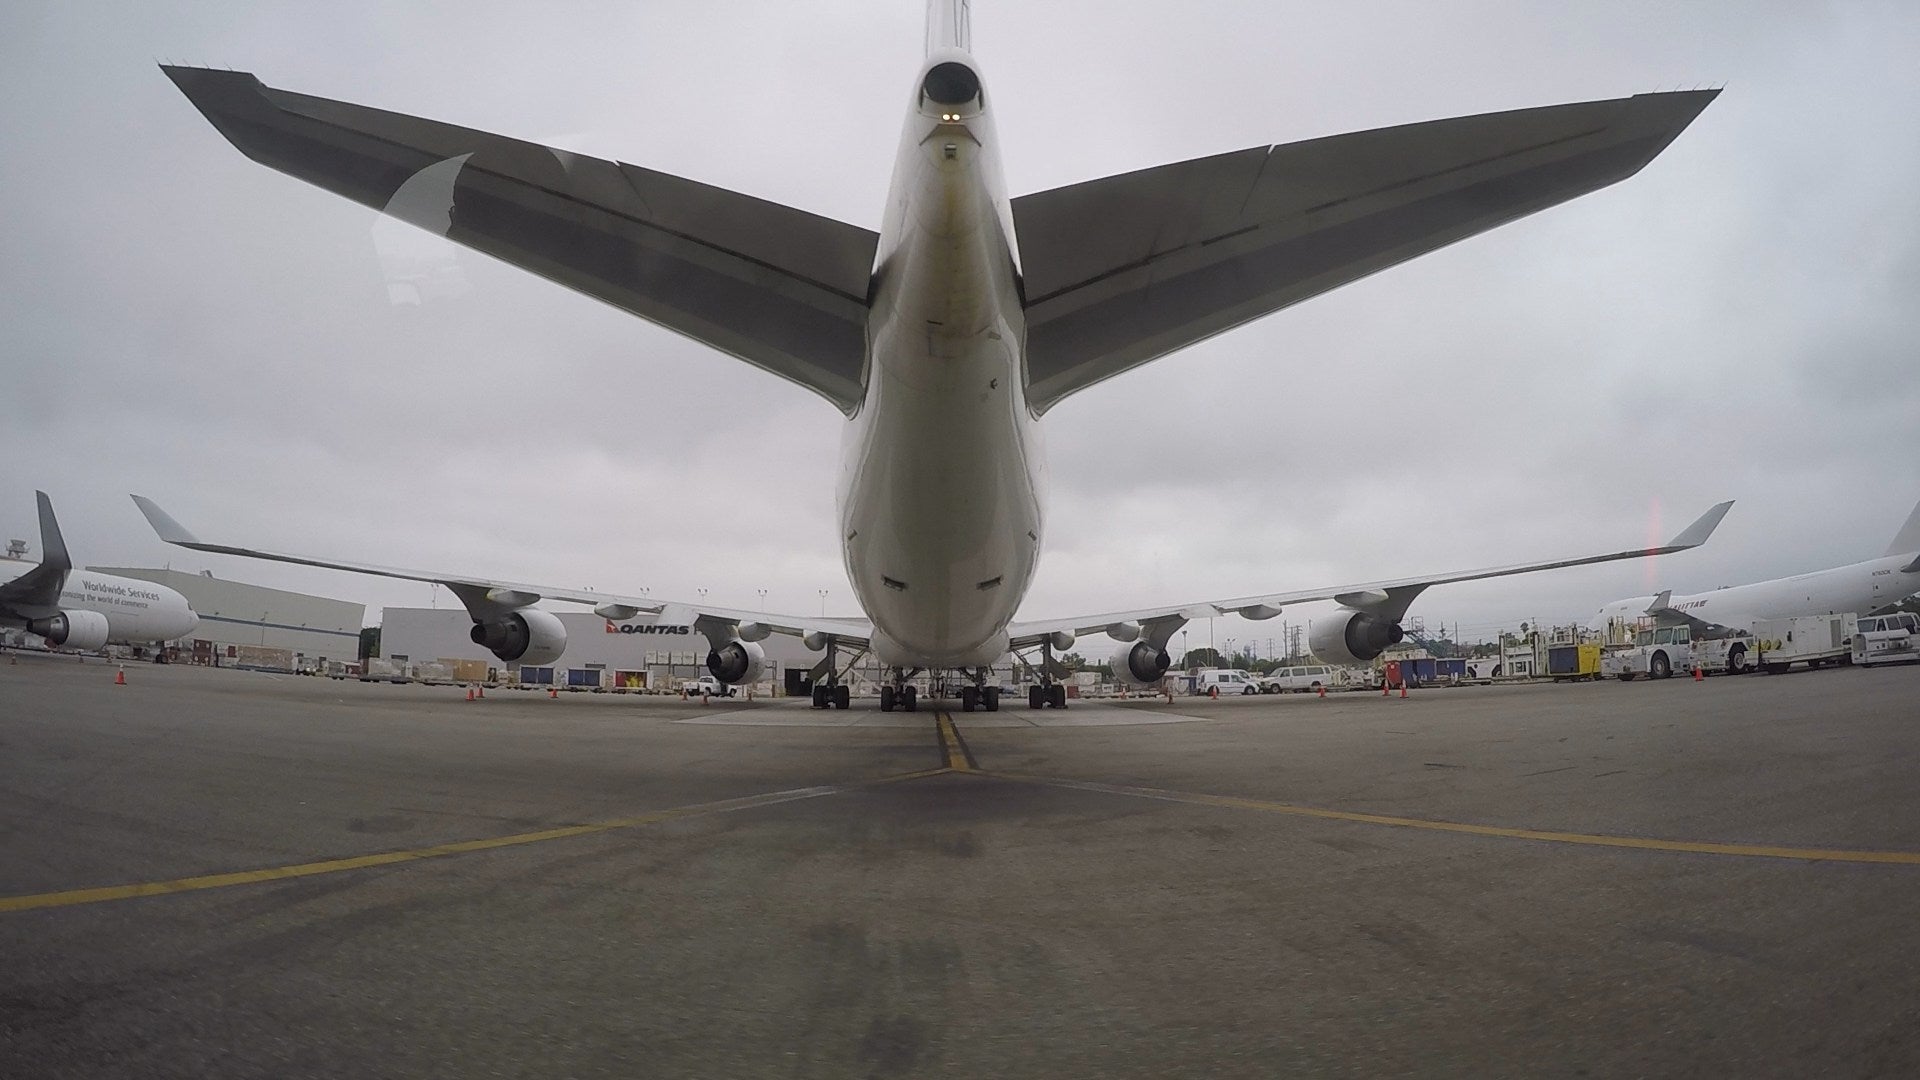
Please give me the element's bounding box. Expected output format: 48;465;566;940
1318;684;1326;699
465;688;475;701
1381;681;1389;697
477;686;485;699
1400;683;1408;699
114;667;126;686
1693;665;1703;682
1209;685;1219;700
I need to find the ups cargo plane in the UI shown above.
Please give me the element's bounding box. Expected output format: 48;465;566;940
144;0;1727;712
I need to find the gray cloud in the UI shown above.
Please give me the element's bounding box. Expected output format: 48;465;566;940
3;1;1916;650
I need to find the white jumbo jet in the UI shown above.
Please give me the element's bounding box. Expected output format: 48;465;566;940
1;492;199;651
1593;500;1920;639
145;1;1729;712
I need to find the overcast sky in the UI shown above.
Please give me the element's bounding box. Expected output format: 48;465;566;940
4;1;1917;652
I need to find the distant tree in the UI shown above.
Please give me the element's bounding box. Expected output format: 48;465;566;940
1060;651;1087;672
1183;647;1224;669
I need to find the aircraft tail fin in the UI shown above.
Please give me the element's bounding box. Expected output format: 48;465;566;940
1885;499;1920;558
926;0;972;54
35;491;71;574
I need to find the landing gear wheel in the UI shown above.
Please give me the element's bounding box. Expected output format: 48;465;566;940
1028;685;1044;709
960;686;979;713
879;685;896;712
1727;645;1747;675
833;684;851;710
1048;683;1067;709
983;686;1000;712
1650;652;1672;680
902;685;918;712
811;684;828;709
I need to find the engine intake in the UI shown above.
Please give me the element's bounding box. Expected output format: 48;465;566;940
707;639;767;686
1308;609;1404;667
1110;640;1171;688
470;609;567;667
29;609;110;651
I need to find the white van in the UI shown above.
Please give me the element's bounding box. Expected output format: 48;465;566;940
1192;668;1261;696
1261;665;1336;693
1853;613;1919;666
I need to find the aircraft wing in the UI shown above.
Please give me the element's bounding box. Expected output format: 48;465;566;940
1014;89;1718;412
162;66;877;413
1006;501;1733;648
129;496;874;646
0;492;73;620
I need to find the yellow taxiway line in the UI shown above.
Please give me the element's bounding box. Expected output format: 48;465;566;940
979;772;1920;866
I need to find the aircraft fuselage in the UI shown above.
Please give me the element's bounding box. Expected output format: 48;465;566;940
839;48;1039;669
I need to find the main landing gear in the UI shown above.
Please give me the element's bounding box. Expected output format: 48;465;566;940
1026;682;1067;709
809;634;854;710
1018;638;1070;709
878;669;919;713
957;668;999;713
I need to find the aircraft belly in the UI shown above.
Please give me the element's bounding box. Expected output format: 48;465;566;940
843;330;1038;667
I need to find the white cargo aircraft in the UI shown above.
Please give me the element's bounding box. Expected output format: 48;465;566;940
1;492;199;650
146;1;1729;711
1593;500;1920;640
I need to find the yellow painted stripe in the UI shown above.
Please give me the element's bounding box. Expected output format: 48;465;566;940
0;782;865;915
936;713;974;772
985;773;1920;866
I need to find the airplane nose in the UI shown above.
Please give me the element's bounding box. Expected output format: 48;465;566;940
174;607;201;638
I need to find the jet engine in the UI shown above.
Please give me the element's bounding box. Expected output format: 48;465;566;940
707;639;767;686
469;609;567;666
1110;639;1171;688
28;610;111;651
1308;609;1405;666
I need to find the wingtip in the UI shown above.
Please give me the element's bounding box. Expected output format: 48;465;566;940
130;494;199;546
1667;499;1734;549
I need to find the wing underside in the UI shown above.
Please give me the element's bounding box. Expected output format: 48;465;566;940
163;66;878;412
1013;90;1718;412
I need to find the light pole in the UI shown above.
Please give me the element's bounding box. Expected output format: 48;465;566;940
1226;637;1237;669
756;589;767;612
818;589;828;616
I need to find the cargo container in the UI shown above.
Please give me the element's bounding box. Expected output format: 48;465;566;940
520;665;555;685
1546;642;1602;681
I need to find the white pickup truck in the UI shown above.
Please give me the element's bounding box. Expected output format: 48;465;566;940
683;674;741;698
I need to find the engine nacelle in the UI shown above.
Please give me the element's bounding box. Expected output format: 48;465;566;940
707;639;767;686
469;608;568;666
29;609;111;651
1308;609;1405;666
1110;639;1171;688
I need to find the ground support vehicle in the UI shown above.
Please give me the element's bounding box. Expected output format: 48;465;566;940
1546;641;1603;682
1602;625;1693;681
1853;613;1919;666
1682;636;1756;675
684;674;740;698
1753;614;1859;674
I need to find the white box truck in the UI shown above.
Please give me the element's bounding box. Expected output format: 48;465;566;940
1753;614;1858;673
